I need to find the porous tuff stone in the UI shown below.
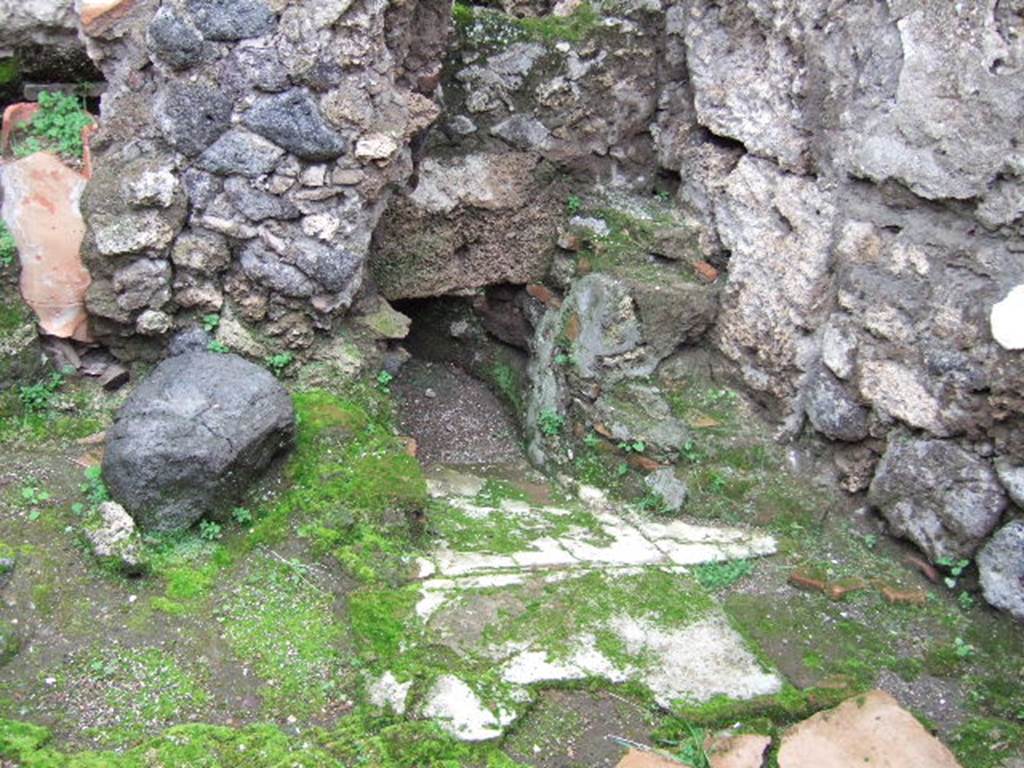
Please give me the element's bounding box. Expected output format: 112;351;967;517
186;0;275;41
147;6;205;70
644;468;688;513
102;351;295;533
156;82;233;157
197;129;285;177
803;366;869;442
868;436;1006;561
85;501;145;573
977;520;1024;622
239;240;316;298
242;90;347;161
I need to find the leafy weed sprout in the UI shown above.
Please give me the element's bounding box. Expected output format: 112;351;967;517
12;91;93;160
21;483;51;521
198;521;222;541
72;466;110;518
694;559;754;591
538;409;565;436
938;556;970;590
265;352;294;377
231;507;253;525
18;371;66;413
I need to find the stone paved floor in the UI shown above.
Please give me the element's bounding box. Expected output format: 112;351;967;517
377;468;784;741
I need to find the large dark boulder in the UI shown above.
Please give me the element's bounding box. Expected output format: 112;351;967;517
103;351;295;533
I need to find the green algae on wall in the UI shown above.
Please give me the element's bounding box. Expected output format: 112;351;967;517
452;2;602;47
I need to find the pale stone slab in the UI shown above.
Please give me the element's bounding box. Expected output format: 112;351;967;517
654;538;777;566
427;469;486;498
419;675;507;742
435;550;518;577
500;637;628;686
510;537;578;569
561;526;667;566
367;671;412;714
612;615;782;707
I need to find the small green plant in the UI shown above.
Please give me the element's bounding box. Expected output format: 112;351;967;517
82;466;109;505
937;556;971;590
583;432;600;448
638;490;671;515
860;533;878;550
620;439;646;454
12;136;43;158
616;462;629;477
207;339;228;354
554;352;572;366
954;636;976;660
674;722;710;768
376;370;394;393
694;559;754;591
71;466;110;521
231;507;253;525
566;194;582;215
538;409;565;436
12;91;93;160
707;471;728;493
201;313;220;332
18;371;66;413
198;520;222;541
680;439;703;463
957;591;976;611
0;221;16;268
21;484;51;521
265;351;294;377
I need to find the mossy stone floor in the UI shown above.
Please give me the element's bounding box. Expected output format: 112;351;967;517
0;366;1021;767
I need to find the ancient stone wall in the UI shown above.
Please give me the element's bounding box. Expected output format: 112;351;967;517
3;0;1022;594
75;0;448;360
655;0;1024;567
369;0;1024;581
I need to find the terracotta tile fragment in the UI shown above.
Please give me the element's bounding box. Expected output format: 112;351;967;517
904;554;940;583
628;455;663;472
706;733;772;768
526;283;562;309
880;585;927;606
692;260;719;282
1;153;93;342
788;571;828;595
564;312;581;342
778;690;962;768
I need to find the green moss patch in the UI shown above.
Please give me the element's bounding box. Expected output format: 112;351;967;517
218;558;353;717
429;495;607;555
453;2;602;48
482;569;714;662
0;714;532;768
